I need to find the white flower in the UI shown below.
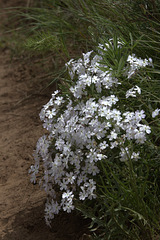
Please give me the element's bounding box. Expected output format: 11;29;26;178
152;108;160;118
55;138;65;151
135;110;146;121
51;90;59;98
77;174;88;186
54;96;64;105
79;189;88;201
99;141;109;150
63;142;71;155
139;125;151;134
61;191;74;213
30;173;37;184
135;130;146;144
62;190;74;200
123;111;134;122
108;130;118;141
44;201;59;220
83;50;93;66
110;141;119;149
46;108;56;119
98;106;111;118
60;179;68;190
127;54;152;78
127;54;136;64
99;95;118;107
126;85;141;98
111;109;122;123
62;202;74;213
31;40;154;223
29;164;39;174
119;147;129;162
65;172;76;184
131;152;140;161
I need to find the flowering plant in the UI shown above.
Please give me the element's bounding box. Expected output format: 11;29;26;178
29;37;160;234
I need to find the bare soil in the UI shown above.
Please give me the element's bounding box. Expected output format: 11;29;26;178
0;1;89;239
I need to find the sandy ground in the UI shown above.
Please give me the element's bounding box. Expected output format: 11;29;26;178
0;1;89;239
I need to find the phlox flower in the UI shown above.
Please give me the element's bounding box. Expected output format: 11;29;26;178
99;141;109;150
83;50;93;66
30;39;154;224
134;130;146;144
65;172;76;184
119;147;129;162
59;179;68;191
62;190;74;201
62;202;74;213
126;85;141;98
108;129;118;141
131;152;140;161
54;96;64;105
52;201;61;215
30;172;37;184
45;202;55;220
152;108;160;118
77;174;88;186
46;108;56;119
127;54;152;78
61;191;74;213
79;188;88;201
51;90;59;98
139;125;151;134
110;141;119;149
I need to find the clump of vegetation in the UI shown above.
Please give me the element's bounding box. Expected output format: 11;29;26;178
13;1;160;57
6;0;160;239
29;37;160;239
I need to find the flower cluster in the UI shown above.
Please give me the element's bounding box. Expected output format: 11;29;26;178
29;40;154;225
127;54;153;78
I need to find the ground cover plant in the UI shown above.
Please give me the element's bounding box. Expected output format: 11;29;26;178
29;36;160;239
7;0;160;239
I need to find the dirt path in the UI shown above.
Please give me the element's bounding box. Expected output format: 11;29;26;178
0;49;51;239
0;50;89;240
0;2;89;240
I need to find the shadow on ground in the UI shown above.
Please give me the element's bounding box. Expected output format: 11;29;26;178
2;202;90;240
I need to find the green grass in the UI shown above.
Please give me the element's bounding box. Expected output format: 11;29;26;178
4;1;160;82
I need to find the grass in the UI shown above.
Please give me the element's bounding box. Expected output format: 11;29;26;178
3;1;160;80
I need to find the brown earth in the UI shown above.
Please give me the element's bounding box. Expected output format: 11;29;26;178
0;1;90;239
